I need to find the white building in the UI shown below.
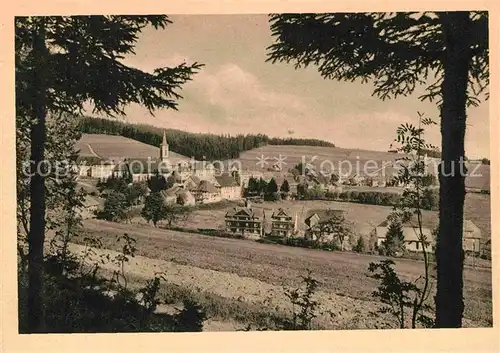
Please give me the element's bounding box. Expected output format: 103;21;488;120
376;219;434;253
77;130;218;184
375;218;482;254
214;174;242;200
89;161;116;181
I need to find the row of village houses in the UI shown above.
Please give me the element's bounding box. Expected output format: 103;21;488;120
76;132;446;195
76;155;405;190
75;129;410;193
76;155;407;209
81;188;484;256
223;206;484;255
79;165;483;256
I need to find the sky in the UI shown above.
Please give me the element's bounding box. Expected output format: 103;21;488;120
114;14;490;159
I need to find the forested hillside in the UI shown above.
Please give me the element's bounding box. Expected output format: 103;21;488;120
79;116;335;161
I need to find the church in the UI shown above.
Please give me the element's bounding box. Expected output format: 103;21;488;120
77;131;243;203
126;130;216;183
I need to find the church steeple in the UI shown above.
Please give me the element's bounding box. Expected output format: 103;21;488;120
160;130;169;162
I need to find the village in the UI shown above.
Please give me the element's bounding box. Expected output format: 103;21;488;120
12;12;494;339
75;131;485;258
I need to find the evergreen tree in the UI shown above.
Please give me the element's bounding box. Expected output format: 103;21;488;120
99;175;129;194
16;15;202;331
296;183;307;200
246;177;259;196
280;179;290;193
78;116;335;161
258;178;268;195
295;162;306;175
147;172;168;193
165;174;176;189
353;236;366;253
267;12;488;327
383;221;406;257
125;182;148;206
267;178;279;194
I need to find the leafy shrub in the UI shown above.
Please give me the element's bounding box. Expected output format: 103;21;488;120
283;270;320;330
368;260;434;328
173;299;207;332
18;269;175;333
19;232;208;333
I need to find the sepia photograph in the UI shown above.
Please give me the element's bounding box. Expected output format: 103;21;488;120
4;5;497;350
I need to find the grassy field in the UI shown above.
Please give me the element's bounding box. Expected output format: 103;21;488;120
75;133;190;161
161;193;490;242
464;192;491;238
232;145;490;190
78;219;493;329
130;199;395;237
75;134;490;192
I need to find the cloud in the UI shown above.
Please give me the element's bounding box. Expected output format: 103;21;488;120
109;55;487;157
121;62;420;150
189;63;309;112
139;62;326;138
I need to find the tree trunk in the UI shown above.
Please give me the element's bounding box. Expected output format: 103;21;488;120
435;12;471;328
27;19;48;333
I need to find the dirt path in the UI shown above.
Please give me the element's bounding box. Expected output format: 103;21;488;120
86;143;102;159
67;242;399;330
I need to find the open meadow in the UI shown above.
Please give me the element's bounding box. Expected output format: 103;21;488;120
75;134;490;191
75;133;190;161
77;219;493;329
157;193;491;243
73;135;492;330
233;145;490;190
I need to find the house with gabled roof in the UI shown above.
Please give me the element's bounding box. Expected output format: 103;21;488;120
177;189;196;206
304;209;346;243
462;219;482;254
270;208;296;237
192;161;216;179
126;158;170;183
375;219;434;253
75;156;103;178
88;159;117;181
159;185;195;206
160;186;183;205
183;175;201;191
112;160;129;179
193;180;222;204
214;173;242;200
225;207;263;238
375;217;482;254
